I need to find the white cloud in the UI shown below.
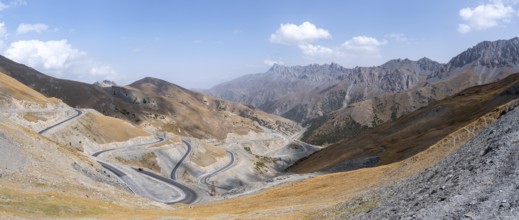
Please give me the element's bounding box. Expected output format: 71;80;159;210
342;36;387;52
263;58;284;66
16;23;49;35
268;22;386;67
0;22;8;48
295;36;387;67
458;1;516;33
0;22;7;38
385;33;407;42
0;2;8;11
269;21;331;45
298;44;335;56
89;65;117;77
3;40;118;81
0;0;26;11
457;24;472;33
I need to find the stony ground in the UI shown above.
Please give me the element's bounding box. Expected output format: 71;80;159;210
330;107;519;219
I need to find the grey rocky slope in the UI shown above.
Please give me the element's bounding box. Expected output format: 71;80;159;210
303;37;519;145
210;58;444;123
337;106;519;219
209;38;519;128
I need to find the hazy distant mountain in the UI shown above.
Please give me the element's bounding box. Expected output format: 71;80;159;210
302;37;519;145
209;58;444;123
209;37;519;145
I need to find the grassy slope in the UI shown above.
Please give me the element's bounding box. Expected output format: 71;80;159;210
289;73;519;173
1;101;509;219
1;71;517;219
0;71;58;104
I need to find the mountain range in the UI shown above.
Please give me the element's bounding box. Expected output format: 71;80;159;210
0;56;299;140
209;37;519;145
1;37;519;219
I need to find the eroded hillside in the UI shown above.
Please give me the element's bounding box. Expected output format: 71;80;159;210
0;56;300;140
289;73;519;173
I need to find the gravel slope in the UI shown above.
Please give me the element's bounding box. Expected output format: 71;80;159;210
346;107;519;219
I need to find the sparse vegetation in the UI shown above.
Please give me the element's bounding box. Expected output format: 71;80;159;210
115;152;161;173
390;102;400;121
303;115;370;145
243;146;252;154
254;161;268;173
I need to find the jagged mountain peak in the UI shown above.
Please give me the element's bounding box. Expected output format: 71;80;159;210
448;37;519;68
93;80;117;87
417;57;439;65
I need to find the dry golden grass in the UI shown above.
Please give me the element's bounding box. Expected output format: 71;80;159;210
154;102;512;219
0;185;126;219
0;71;59;104
115;152;162;173
82;111;150;144
0;102;513;220
22;112;47;122
191;141;226;167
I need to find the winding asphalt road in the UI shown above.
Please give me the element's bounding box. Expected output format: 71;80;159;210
93;138;198;204
36;107;197;204
170;140;192;180
134;168;198;204
38;109;82;134
199;151;236;189
97;161;151;196
91;137;165;157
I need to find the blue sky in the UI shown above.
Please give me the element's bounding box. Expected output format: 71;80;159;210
0;0;518;89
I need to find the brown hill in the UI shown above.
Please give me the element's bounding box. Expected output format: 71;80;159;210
0;56;299;139
288;73;519;173
302;66;518;145
0;70;58;105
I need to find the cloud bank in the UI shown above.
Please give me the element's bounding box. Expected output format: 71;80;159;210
16;23;49;35
458;1;517;33
268;22;389;67
270;21;331;45
4;40;117;81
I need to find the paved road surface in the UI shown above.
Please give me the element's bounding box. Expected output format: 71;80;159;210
170;140;192;180
38;109;82;134
97;161;153;198
91;137;164;157
94;137;197;204
199;151;236;189
135;168;198;204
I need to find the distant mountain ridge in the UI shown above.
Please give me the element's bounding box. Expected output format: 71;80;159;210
209;37;519;145
209;38;519;120
210;57;445;123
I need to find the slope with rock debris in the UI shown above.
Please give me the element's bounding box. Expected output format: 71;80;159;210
345;101;519;219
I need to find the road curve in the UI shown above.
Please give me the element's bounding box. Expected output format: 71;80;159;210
170;140;192;180
97;161;154;198
91;137;165;157
94;137;198;204
38;109;82;134
199;151;236;188
134;168;198;204
98;160;194;204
